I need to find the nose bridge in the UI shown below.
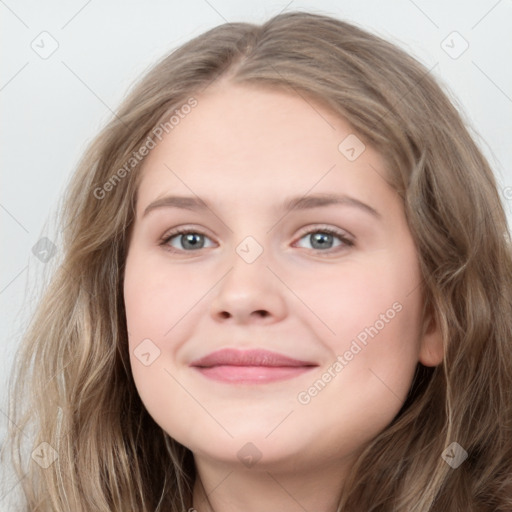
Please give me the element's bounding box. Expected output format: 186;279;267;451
219;207;271;271
222;232;270;297
234;234;266;266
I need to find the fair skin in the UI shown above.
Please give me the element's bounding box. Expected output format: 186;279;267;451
123;82;443;512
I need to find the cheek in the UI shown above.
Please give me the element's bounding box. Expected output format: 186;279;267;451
123;251;207;440
298;261;423;441
302;254;423;400
122;249;218;364
294;254;423;357
123;248;204;341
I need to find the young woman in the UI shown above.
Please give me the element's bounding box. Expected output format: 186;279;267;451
6;10;512;512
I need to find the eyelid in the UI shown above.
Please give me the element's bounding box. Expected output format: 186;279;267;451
160;224;215;243
294;223;354;242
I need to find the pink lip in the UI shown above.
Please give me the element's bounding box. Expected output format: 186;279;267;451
190;348;318;384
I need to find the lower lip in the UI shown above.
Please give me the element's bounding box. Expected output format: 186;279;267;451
193;365;314;383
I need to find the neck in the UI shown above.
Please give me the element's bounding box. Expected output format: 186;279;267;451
191;452;357;512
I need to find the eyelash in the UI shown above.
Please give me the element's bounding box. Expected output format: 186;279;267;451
159;225;354;256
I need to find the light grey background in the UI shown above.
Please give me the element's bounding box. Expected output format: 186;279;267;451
1;0;511;508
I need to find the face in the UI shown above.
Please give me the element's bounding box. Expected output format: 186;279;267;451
123;82;442;473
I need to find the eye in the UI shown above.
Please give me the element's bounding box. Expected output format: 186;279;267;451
160;228;215;252
293;225;354;255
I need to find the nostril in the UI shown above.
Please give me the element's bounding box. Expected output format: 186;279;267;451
217;310;269;319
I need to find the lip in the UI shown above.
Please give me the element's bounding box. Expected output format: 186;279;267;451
190;348;318;384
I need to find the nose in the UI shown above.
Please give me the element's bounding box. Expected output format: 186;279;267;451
210;245;287;325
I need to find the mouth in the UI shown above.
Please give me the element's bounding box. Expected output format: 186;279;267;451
189;348;318;384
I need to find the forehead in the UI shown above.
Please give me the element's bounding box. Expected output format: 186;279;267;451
135;83;396;217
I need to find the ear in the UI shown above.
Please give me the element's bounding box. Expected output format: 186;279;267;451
418;305;444;367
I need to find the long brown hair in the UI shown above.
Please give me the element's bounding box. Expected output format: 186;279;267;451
5;11;512;511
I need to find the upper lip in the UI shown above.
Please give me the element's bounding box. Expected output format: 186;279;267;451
190;348;318;368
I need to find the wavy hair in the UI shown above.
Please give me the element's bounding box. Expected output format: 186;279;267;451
4;10;512;511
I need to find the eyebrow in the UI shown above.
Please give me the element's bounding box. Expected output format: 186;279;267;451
142;193;381;219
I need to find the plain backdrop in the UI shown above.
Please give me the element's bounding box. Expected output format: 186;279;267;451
1;0;511;508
